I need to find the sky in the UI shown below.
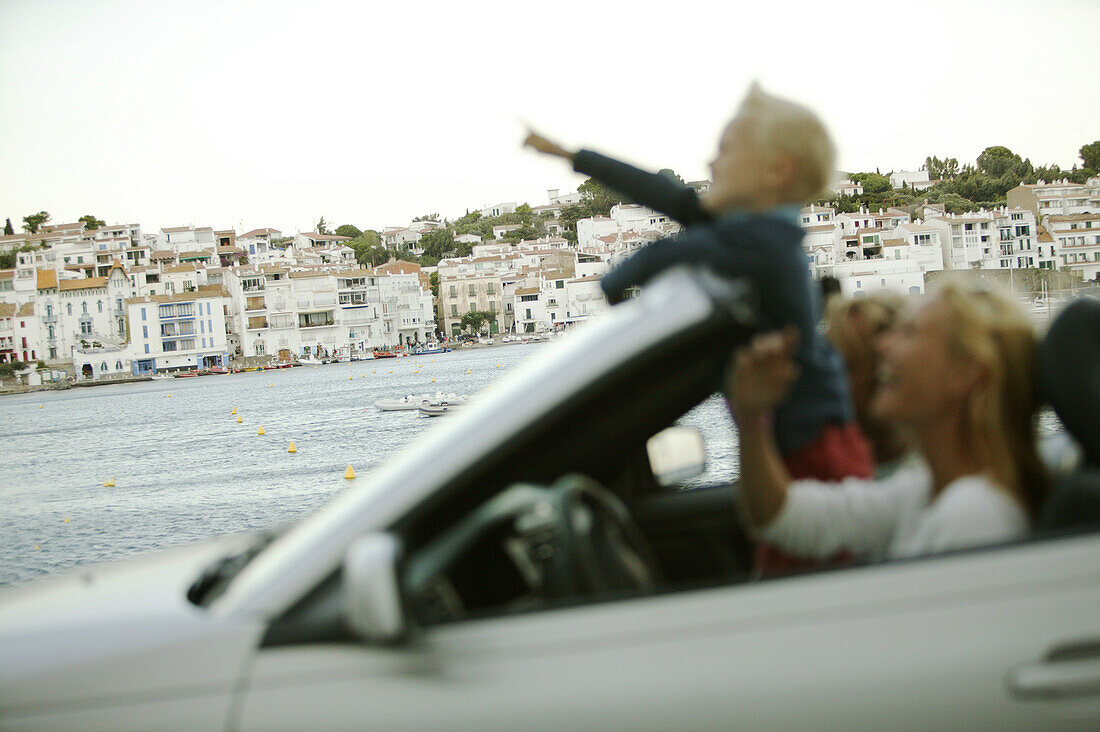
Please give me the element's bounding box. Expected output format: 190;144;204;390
1;0;1098;237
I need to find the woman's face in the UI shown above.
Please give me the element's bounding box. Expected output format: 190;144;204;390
871;297;970;428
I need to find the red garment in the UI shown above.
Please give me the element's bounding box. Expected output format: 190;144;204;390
754;421;874;578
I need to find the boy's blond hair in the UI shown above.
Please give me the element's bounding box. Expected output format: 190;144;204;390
737;83;835;203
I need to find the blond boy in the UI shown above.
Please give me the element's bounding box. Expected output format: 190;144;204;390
528;85;873;572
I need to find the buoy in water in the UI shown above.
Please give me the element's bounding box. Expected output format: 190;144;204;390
34;544;39;551
104;477;115;487
258;426;266;435
388;370;393;374
344;464;356;480
167;394;172;398
39;404;44;409
269;383;274;388
231;407;237;415
64;517;70;523
348;375;353;380
287;441;297;453
466;369;471;374
236;415;243;424
496;363;501;368
431;377;436;382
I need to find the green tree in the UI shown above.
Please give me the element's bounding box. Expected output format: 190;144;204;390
3;218;12;235
851;172;891;194
657;168;685;185
1080;140;1100;172
315;216;330;234
428;271;439;299
335;224;362;239
22;211;50;233
78;214;105;230
976;146;1023;178
413;213;440;222
419;228;456;259
460;310;496;334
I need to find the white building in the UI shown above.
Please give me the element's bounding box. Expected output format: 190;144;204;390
889;169;935;191
1044;212;1100;281
1007;178;1100;219
123;288;231;375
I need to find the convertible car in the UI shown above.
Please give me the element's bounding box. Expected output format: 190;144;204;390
1;267;1098;729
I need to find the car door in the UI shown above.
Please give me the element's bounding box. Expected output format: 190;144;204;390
236;532;1100;729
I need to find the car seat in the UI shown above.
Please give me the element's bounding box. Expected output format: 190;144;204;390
1038;297;1100;532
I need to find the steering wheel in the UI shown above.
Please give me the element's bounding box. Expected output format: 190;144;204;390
545;474;659;597
403;475;659;623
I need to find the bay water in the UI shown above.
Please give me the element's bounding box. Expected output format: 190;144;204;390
1;342;736;587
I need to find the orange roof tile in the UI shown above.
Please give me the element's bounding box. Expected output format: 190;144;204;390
36;269;58;290
59;276;108;291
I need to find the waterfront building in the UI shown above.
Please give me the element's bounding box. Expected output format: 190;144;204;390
122;287;231;375
1044;212;1100;281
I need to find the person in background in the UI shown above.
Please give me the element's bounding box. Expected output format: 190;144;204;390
527;84;872;575
726;276;1045;562
824;292;909;471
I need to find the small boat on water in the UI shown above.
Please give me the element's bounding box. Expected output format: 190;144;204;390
375;392;468;412
299;357;323;366
414;345;451;355
373;350;398;359
415;400;459;416
172;370;200;378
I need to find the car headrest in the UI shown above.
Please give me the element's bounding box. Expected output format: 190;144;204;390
1041;297;1100;466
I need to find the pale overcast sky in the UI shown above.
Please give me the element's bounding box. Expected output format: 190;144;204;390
1;0;1097;236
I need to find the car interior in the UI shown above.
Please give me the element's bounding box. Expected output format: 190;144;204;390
260;286;1100;649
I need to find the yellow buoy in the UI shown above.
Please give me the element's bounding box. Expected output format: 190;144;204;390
167;394;172;398
34;544;39;551
348;375;353;380
269;383;274;388
413;370;419;374
344;464;356;480
231;407;237;415
236;415;243;424
496;363;501;368
258;426;266;435
466;369;471;374
104;477;115;487
431;377;436;383
63;517;70;523
39;404;44;409
388;370;393;374
287;441;297;453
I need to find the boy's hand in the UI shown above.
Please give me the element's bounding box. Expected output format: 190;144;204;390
725;327;801;417
523;130;575;161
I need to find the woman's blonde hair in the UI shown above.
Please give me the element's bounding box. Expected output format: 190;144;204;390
736;83;836;202
932;275;1046;515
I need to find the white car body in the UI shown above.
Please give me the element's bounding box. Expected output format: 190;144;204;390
2;268;1098;730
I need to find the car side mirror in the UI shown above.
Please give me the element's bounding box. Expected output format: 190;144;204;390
342;533;407;644
646;425;706;487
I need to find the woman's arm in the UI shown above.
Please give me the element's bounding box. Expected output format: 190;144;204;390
725;329;800;527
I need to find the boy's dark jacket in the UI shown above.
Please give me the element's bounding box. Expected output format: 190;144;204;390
574;149;853;456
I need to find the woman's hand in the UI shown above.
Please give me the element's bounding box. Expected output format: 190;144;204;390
523;130;575;161
726;328;801;418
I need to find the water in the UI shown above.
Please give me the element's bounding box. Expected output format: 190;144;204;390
0;342;737;587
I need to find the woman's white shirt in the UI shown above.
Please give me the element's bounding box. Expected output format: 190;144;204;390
758;457;1029;561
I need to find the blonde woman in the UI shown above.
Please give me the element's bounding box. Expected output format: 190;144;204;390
727;277;1045;561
